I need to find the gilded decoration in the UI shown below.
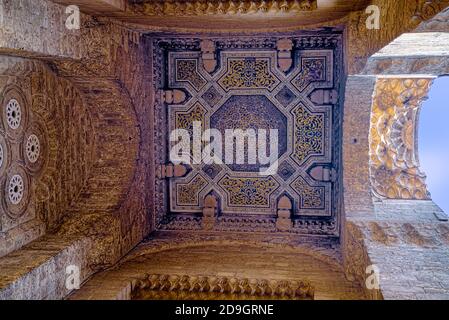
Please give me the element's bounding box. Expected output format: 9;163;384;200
369;78;433;200
176;174;208;206
210;95;288;172
219;58;279;91
154;33;343;236
175;103;206;134
292;176;329;214
293;58;326;92
175;59;207;91
291;103;327;165
218;175;279;208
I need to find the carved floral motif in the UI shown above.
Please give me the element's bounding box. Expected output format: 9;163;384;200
369;78;433;200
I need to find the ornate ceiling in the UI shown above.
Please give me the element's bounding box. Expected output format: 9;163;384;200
153;32;343;237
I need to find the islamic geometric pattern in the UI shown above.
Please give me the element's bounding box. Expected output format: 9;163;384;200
156;34;342;236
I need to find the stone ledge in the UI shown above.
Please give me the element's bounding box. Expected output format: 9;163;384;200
0;234;93;300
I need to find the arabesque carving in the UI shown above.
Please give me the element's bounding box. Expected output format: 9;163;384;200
369;78;433;200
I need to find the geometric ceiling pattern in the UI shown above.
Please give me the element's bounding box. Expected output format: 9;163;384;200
153;33;343;237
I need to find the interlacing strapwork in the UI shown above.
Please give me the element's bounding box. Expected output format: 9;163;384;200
154;33;343;236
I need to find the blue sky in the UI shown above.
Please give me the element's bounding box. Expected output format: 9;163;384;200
419;76;449;214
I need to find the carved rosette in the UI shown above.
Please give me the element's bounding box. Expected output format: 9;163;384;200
0;85;48;223
369;78;433;200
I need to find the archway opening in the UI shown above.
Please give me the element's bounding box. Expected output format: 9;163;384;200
419;76;449;214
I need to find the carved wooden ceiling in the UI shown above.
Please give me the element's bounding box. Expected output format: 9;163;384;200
51;0;371;32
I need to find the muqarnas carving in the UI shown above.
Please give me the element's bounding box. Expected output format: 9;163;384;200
369;78;433;200
132;274;315;300
133;0;318;17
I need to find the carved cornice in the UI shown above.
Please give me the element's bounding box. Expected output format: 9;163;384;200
132;274;315;300
132;0;317;16
369;78;433;200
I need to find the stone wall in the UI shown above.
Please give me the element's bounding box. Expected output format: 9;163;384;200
0;0;155;299
0;56;94;257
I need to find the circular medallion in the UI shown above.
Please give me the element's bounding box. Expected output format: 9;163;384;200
22;122;47;174
8;174;24;205
1;165;31;219
6;99;22;130
26;134;40;163
1;86;28;140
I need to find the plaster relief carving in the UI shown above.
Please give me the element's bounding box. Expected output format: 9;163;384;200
1;86;29;141
369;78;433;200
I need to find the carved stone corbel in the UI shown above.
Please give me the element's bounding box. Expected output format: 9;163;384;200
309;166;336;183
160;89;187;104
157;164;188;179
310;89;339;105
276;196;292;231
202;194;217;230
277;38;293;73
200;40;217;74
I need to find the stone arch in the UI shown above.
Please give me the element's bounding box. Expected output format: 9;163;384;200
69;239;365;300
342;6;449;300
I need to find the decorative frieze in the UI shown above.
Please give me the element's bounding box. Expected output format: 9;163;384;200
132;274;315;300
